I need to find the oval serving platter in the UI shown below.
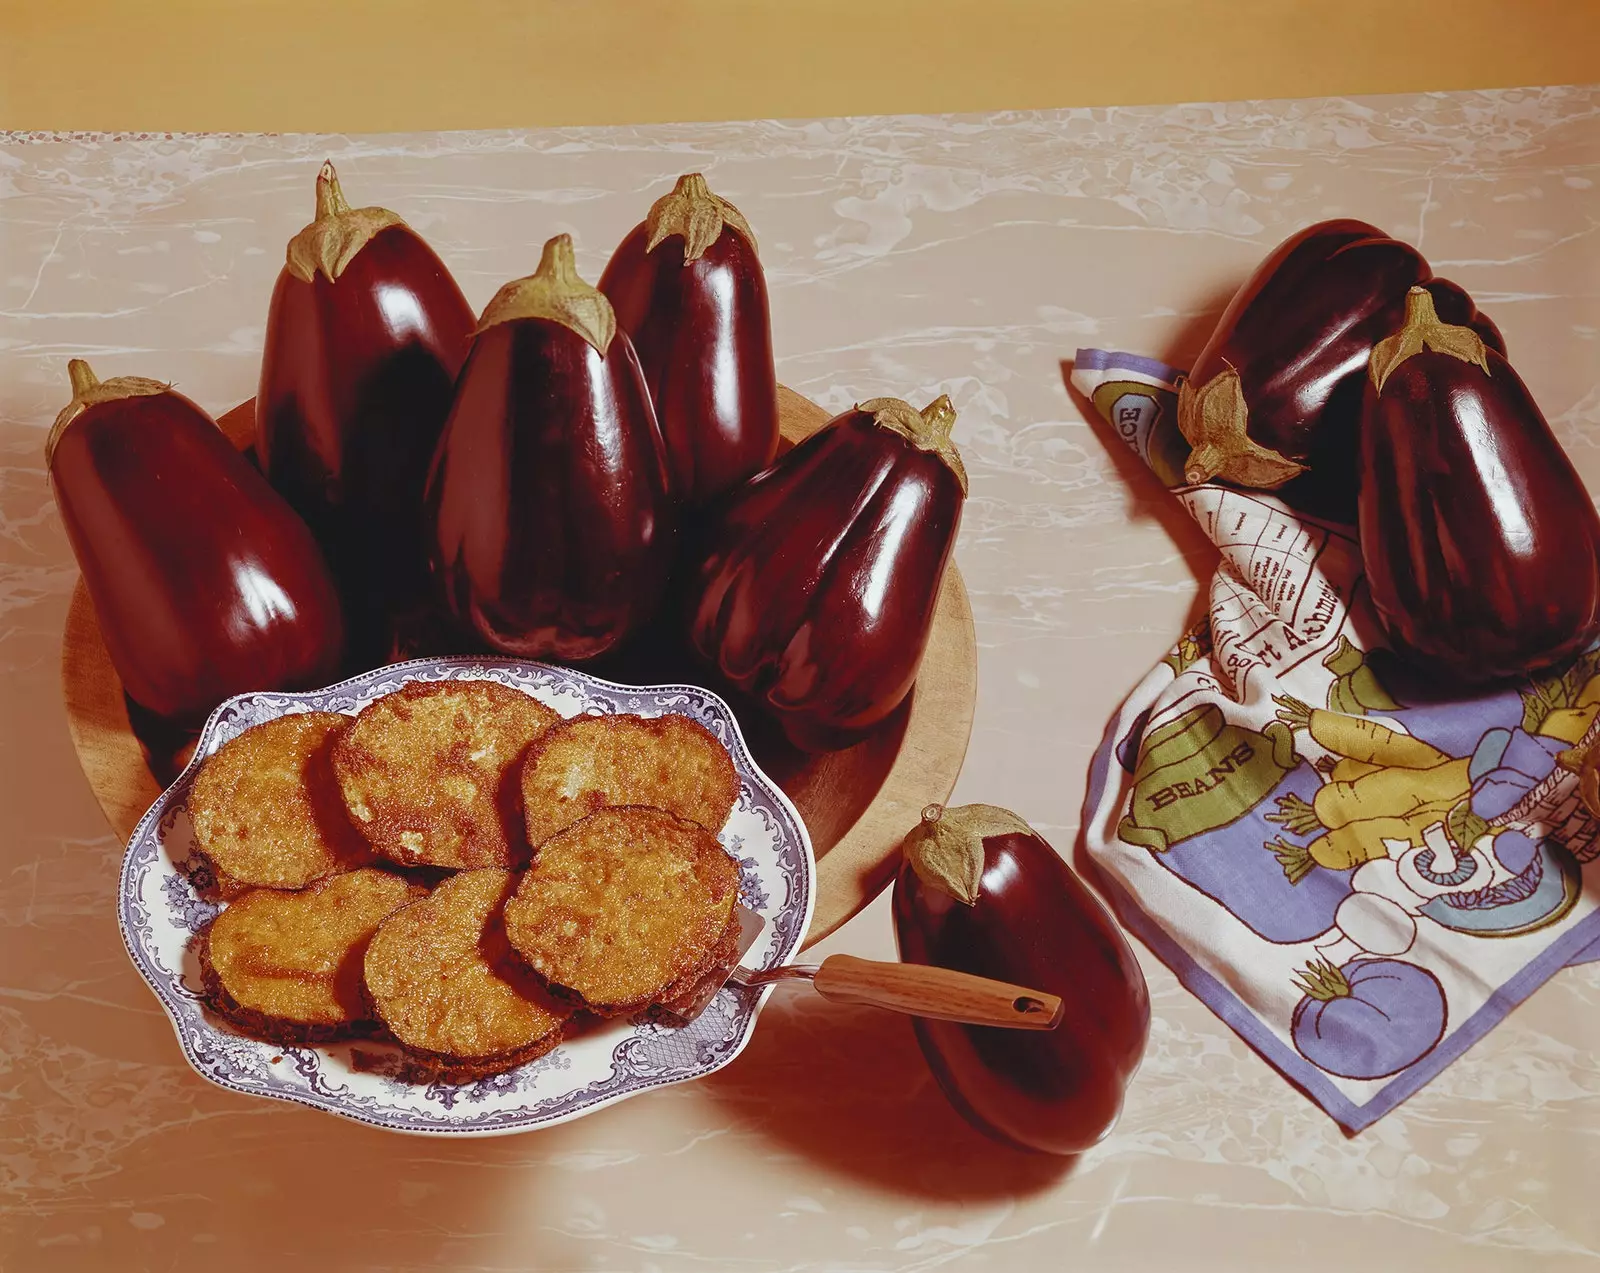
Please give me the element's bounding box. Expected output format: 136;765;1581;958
119;656;814;1135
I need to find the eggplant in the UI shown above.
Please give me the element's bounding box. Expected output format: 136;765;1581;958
257;161;476;665
47;360;345;728
685;395;965;752
1359;286;1600;683
426;234;675;663
599;173;778;505
893;805;1150;1155
1178;220;1500;522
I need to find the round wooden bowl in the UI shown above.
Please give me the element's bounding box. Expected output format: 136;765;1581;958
59;386;977;948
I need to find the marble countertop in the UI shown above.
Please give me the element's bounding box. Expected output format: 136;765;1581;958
3;85;1598;1271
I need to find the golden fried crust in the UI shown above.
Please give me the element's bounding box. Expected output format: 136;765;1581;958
520;713;740;847
363;869;571;1075
190;712;375;891
503;807;742;1016
201;870;426;1041
332;681;560;870
648;908;743;1019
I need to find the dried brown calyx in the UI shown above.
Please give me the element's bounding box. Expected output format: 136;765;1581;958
860;394;969;493
1368;286;1492;395
901;803;1035;905
475;234;617;355
285;160;406;285
1176;368;1307;490
46;358;170;466
645;173;758;264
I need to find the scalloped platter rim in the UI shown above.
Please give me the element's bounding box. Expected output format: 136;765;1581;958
117;655;816;1136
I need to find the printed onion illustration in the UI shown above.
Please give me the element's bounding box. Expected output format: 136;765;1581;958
1290;957;1446;1080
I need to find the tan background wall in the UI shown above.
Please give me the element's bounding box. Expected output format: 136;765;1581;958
3;0;1597;130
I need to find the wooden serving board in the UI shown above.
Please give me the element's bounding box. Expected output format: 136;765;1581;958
59;385;977;948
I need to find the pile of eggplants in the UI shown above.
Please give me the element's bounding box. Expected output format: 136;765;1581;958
1178;219;1600;684
46;161;1157;1154
46;165;967;754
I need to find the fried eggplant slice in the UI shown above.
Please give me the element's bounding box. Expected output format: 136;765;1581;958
332;680;560;869
189;711;374;894
520;712;740;847
363;869;571;1080
503;807;742;1016
200;869;425;1041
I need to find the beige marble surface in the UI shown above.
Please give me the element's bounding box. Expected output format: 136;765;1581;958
3;86;1600;1271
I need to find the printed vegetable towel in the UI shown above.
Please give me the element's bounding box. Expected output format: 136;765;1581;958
1074;348;1600;1132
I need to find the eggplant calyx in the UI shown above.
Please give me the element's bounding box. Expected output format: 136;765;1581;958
46;358;170;466
1291;957;1351;1002
476;234;617;354
285;160;406;284
860;394;969;493
645;172;758;263
901;802;1033;905
1369;286;1492;395
1175;368;1307;490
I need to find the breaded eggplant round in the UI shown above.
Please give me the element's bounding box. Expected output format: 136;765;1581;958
520;712;739;847
363;869;570;1079
503;807;742;1016
200;869;425;1041
189;710;374;894
332;680;560;869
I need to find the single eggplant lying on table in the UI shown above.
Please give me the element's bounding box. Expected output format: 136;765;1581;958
893;804;1150;1155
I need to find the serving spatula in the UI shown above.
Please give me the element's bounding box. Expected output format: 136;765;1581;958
658;906;1063;1030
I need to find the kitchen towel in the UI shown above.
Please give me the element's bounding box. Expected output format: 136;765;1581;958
1074;348;1600;1132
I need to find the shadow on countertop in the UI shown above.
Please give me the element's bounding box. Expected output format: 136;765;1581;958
701;990;1076;1201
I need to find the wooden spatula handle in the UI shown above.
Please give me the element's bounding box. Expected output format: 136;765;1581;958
811;955;1063;1029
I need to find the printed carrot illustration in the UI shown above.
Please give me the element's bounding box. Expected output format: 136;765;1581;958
1266;694;1471;881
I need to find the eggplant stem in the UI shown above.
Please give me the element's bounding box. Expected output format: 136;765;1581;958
67;358;99;397
315;160;352;219
1183;441;1226;486
859;395;968;493
645;172;758;263
1176;370;1306;490
474;233;617;354
47;359;169;467
1368;286;1491;394
902;803;1034;907
285;162;403;284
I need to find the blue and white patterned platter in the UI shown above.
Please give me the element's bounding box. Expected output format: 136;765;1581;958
117;656;815;1136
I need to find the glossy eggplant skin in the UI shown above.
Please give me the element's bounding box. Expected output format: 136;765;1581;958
426;318;675;662
50;390;345;728
258;224;476;664
893;828;1150;1156
1184;220;1498;521
1425;277;1506;357
599;222;778;504
1359;345;1600;684
685;408;962;752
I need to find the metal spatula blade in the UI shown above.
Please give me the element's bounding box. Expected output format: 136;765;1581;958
653;904;770;1025
657;904;1064;1031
